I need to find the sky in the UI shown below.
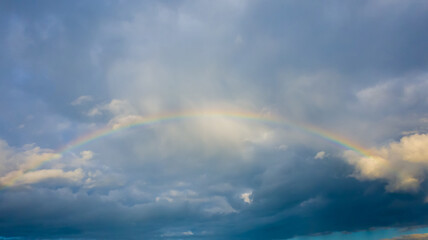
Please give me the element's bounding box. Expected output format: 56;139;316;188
1;0;428;239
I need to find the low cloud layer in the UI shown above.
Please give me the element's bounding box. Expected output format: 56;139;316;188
383;233;428;240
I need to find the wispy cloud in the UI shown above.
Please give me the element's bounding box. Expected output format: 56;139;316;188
71;95;93;106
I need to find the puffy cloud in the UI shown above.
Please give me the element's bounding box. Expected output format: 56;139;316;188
240;191;252;204
86;107;102;117
314;151;326;159
86;99;136;118
345;134;428;192
104;99;136;116
71;95;93;106
0;140;93;188
0;140;60;187
108;114;146;130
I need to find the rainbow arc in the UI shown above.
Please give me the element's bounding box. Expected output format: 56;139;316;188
0;109;372;189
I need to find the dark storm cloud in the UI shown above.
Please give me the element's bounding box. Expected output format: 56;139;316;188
238;152;428;239
2;148;428;239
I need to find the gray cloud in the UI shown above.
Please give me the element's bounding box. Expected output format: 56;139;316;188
1;0;428;239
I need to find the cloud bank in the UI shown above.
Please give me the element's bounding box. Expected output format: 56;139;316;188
383;233;428;240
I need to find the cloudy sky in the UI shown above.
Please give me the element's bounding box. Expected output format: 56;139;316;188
1;1;428;239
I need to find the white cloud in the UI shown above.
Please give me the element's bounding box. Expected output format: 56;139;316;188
356;81;395;109
1;165;84;187
105;99;136;116
0;141;61;179
108;114;146;130
14;168;84;186
86;107;102;117
356;74;428;112
314;151;326;159
86;99;135;117
0;139;92;188
240;191;252;204
161;230;194;237
80;150;93;161
68;151;94;168
71;95;93;106
182;231;194;236
345;133;428;192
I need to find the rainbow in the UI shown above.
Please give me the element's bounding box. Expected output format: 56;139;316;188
0;109;372;189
